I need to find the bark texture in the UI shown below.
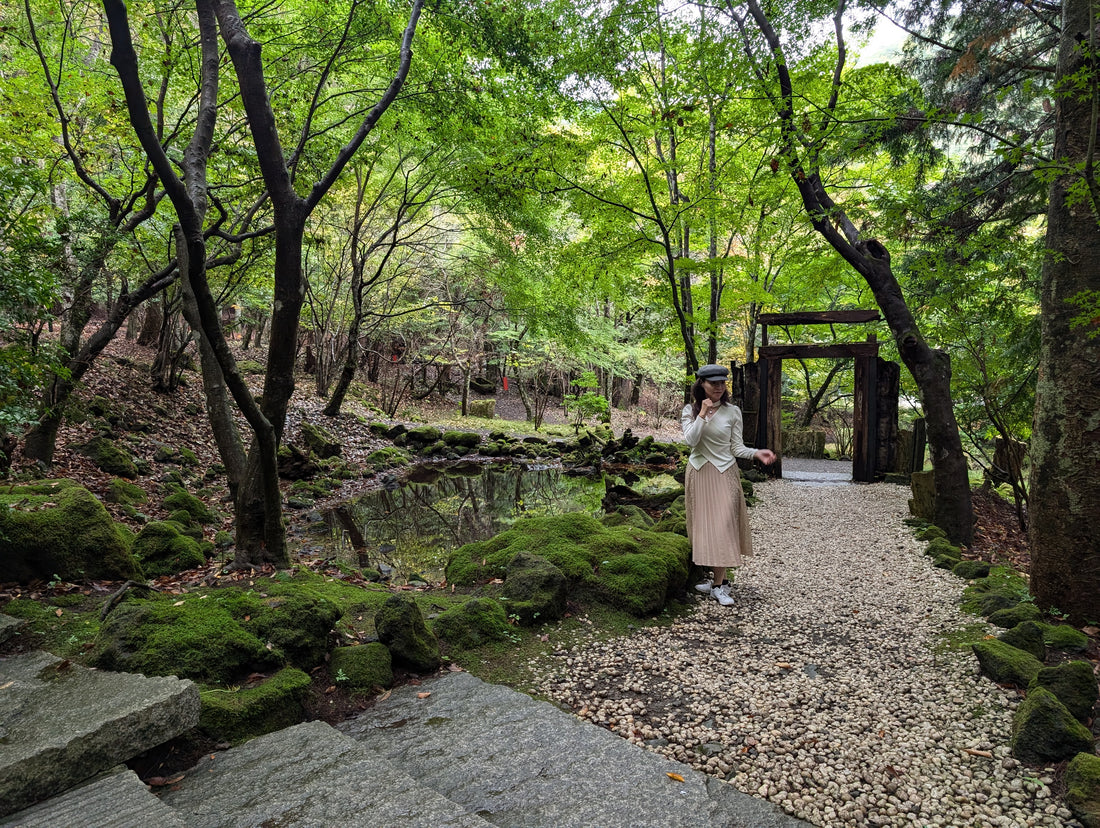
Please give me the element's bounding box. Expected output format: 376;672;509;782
1028;0;1100;621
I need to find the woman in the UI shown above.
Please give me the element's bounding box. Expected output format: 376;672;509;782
681;364;776;606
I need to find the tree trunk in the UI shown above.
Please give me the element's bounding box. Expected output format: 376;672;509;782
1028;0;1100;622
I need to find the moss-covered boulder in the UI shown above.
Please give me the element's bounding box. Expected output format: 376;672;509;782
502;553;569;625
442;431;482;451
432;598;514;650
198;667;311;744
403;426;443;448
0;480;142;583
330;643;393;693
365;446;411;472
468;399;495;419
105;478;148;506
1010;687;1095;764
91;596;283;683
446;512;690;616
1030;662;1099;722
301;421;342;459
76;436;138;479
952;560;992;580
925;537;962;561
1065;752;1100;828
971;639;1043;687
601;505;654;530
133;521;206;577
91;588;340;683
998;621;1046;661
162;488;217;525
988;602;1043;628
1045;624;1091;652
916;525;947;541
374;594;440;674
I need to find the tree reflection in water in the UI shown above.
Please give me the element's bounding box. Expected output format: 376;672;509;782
324;463;605;583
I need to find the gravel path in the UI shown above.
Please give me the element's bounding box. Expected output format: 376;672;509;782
528;478;1080;827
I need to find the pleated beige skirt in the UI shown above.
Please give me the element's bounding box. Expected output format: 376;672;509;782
685;462;753;567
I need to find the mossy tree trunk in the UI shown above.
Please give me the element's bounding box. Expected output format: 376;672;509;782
1028;0;1100;622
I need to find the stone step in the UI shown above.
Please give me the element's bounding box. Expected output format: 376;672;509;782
0;613;26;645
0;766;189;828
0;651;200;817
158;719;495;828
338;671;808;828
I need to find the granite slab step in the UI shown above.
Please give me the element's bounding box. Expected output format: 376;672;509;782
0;613;26;645
338;671;808;828
0;766;189;828
159;719;494;828
0;651;200;817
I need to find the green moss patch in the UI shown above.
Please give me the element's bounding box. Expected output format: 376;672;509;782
162;488;217;524
106;479;148;505
133;521;205;577
76;436;138;478
1010;687;1095;764
432;597;514;650
961;567;1031;616
1065;752;1100;828
199;667;312;744
330;643;393;693
971;638;1043;687
0;480;142;583
446;512;690;617
1030;661;1099;722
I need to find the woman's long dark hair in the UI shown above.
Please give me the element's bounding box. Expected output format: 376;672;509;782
690;379;730;418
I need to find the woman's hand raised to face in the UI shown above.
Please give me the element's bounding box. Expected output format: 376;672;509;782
700;398;719;418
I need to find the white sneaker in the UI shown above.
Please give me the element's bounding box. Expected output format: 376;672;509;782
713;583;735;606
694;579;713;594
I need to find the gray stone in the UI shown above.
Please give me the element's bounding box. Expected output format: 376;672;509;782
0;613;25;645
160;719;491;828
340;671;807;828
374;594;441;673
0;767;188;828
503;551;568;624
998;620;1047;661
0;651;199;817
1010;687;1095;764
1030;661;1099;722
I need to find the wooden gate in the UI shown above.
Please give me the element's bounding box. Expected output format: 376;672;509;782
745;310;898;483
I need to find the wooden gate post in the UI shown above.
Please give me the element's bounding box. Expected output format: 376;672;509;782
875;358;900;479
852;350;878;483
765;357;783;478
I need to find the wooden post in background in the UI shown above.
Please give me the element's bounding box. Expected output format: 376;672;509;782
765;357;783;478
875;358;900;479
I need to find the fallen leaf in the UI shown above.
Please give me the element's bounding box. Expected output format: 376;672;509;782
377;689;392;702
417;691;431;699
776;662;793;669
325;685;337;694
540;634;549;642
1084;626;1099;637
666;772;685;782
963;748;993;758
447;663;463;672
173;600;185;607
0;681;13;690
54;608;63;617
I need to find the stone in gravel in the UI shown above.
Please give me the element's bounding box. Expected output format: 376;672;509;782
1029;662;1099;722
1065;752;1100;828
998;621;1047;661
1010;687;1095;763
925;537;962;560
972;639;1043;687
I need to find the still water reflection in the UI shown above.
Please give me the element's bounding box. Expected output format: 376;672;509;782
323;463;606;583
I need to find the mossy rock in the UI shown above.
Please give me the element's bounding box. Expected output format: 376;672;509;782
0;480;142;583
106;479;148;506
76;436;138;479
961;568;1031;616
1045;624;1091;652
237;360;265;375
446;512;690;617
365;446;411;471
1065;752;1100;828
91;587;340;683
932;554;961;570
133;521;206;577
651;515;687;537
601;505;654;530
916;525;947;541
468;399;495;419
374;594;441;674
301;421;342;459
1030;661;1099;722
988;602;1043;629
179;447;199;466
330;643;393;694
198;667;311;744
998;620;1046;661
442;431;482;451
162;488;217;524
367;422;392;438
952;560;992;580
432;598;514;650
404;426;443;447
925;537;961;560
1010;687;1095;764
91;595;283;684
971;639;1043;687
502;552;569;625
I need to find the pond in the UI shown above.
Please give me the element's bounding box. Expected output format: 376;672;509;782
316;462;609;583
